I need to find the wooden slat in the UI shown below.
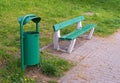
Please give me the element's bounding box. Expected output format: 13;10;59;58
53;16;85;31
60;24;96;40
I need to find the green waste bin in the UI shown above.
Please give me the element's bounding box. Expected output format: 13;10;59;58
18;14;41;70
24;32;40;65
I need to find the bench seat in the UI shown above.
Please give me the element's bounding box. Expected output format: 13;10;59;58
60;24;96;40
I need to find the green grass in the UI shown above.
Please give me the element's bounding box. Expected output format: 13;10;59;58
0;0;120;82
40;52;73;77
0;48;36;83
0;52;73;83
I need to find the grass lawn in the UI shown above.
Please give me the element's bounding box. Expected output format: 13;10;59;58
0;0;120;82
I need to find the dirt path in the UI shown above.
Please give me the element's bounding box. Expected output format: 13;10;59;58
50;30;120;83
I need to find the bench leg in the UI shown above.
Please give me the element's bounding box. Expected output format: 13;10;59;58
53;31;60;50
67;39;76;53
53;38;59;50
87;28;94;40
76;21;82;29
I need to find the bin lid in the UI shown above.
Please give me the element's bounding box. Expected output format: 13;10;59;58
18;14;41;25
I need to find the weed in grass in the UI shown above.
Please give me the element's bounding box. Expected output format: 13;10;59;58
40;52;73;77
40;60;58;76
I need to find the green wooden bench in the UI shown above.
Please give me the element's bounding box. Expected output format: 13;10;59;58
53;16;96;53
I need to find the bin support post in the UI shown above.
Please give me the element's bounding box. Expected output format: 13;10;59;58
20;24;25;70
36;23;39;32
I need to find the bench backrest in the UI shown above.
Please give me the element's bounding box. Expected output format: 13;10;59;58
53;16;85;31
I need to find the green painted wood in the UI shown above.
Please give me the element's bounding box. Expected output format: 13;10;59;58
60;24;96;40
53;16;85;31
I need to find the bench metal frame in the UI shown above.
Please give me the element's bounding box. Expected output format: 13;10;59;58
53;16;95;53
